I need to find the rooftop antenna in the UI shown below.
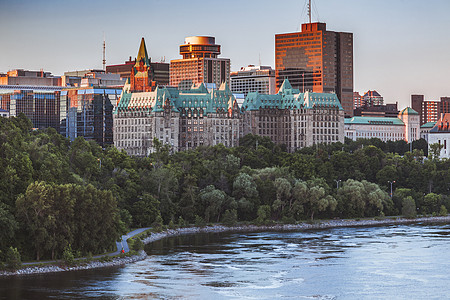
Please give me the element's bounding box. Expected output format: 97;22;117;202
308;0;312;23
102;33;106;71
258;53;261;66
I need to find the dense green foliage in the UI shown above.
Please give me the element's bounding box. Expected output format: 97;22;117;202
0;115;449;264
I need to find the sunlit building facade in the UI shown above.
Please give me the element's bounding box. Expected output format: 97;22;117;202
275;22;353;117
114;38;241;156
231;65;275;97
241;79;345;152
170;36;230;91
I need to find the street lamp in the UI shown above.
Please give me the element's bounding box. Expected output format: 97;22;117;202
388;180;395;198
98;158;101;169
335;179;341;189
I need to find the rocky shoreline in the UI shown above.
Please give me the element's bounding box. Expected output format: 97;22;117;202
2;216;450;277
0;250;147;277
142;215;450;244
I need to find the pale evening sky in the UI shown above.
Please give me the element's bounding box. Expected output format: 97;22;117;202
1;0;450;109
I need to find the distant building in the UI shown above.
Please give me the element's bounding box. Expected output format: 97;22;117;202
0;70;63;130
363;90;383;106
428;114;450;159
242;79;345;152
62;70;125;88
113;39;241;155
0;69;61;86
353;103;399;118
345;107;420;143
420;121;436;142
170;36;230;91
411;94;448;125
0;108;9;118
106;57;169;87
275;22;353;117
353;92;363;109
230;65;275;97
60;86;121;147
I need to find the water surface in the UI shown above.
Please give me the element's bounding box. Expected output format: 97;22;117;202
1;224;449;299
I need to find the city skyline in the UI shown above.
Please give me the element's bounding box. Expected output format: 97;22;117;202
1;0;450;109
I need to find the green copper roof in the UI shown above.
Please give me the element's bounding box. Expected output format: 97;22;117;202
241;79;342;111
399;107;419;115
421;121;436;128
114;81;239;115
345;116;405;126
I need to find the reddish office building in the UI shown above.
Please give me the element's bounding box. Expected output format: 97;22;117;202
275;22;353;117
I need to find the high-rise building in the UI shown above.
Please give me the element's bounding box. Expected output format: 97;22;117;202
275;22;353;117
60;86;121;147
411;94;440;125
230;65;275;97
170;36;230;91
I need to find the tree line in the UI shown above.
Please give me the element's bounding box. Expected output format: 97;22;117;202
0;114;449;264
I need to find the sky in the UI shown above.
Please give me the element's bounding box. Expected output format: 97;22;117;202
1;0;450;109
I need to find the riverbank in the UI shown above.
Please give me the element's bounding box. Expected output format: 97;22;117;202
2;215;450;277
141;215;450;245
0;251;147;277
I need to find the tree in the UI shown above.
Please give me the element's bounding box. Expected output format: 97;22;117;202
423;193;440;214
131;193;160;227
292;178;337;221
429;143;444;160
233;173;259;220
402;196;417;218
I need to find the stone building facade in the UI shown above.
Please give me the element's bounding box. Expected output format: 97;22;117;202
113;39;347;156
241;79;345;152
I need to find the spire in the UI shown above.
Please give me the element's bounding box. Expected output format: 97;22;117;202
136;37;150;66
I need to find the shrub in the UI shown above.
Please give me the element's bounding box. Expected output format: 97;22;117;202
6;247;21;270
62;244;75;266
222;209;238;226
439;205;448;216
132;238;144;251
194;215;206;227
402;196;417;218
177;216;186;227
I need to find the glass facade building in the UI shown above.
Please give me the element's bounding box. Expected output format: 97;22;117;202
60;87;121;147
0;86;62;130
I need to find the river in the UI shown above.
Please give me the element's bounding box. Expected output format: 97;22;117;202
1;223;449;299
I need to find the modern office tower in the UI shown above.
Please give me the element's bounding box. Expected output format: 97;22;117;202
411;94;440;125
59;86;121;147
0;69;63;130
353;92;363;109
230;65;276;97
363;90;383;106
241;79;345;152
170;36;230;91
0;86;62;130
107;57;169;86
113;39;241;156
275;22;353;117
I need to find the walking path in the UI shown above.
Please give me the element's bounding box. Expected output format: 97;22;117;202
22;227;151;266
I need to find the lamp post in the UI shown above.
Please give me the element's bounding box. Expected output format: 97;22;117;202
388;180;395;198
335;179;341;189
98;158;101;169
